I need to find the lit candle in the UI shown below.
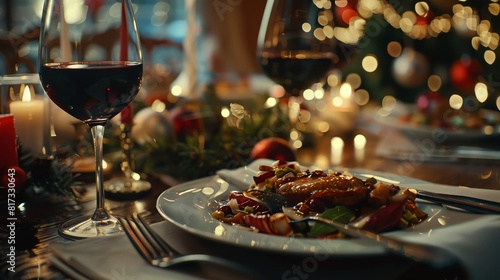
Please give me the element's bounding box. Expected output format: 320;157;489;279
9;86;45;158
330;137;344;166
354;134;367;163
0;114;18;168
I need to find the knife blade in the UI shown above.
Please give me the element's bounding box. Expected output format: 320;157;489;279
416;190;500;214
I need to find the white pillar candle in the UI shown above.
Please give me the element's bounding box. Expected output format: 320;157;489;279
9;85;45;158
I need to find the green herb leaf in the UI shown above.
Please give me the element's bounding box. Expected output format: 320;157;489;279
309;206;355;237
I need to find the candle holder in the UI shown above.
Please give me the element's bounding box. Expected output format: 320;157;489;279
0;73;52;159
104;123;151;199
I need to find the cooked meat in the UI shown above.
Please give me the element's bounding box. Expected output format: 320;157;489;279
275;172;370;202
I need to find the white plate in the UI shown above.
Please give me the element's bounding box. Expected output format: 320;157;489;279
156;159;496;257
371;105;500;147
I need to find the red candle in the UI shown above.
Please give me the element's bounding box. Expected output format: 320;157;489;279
121;104;133;124
0;114;19;168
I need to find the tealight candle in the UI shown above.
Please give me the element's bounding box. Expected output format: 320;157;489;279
9;85;45;158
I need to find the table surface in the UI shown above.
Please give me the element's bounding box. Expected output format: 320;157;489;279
2;128;499;280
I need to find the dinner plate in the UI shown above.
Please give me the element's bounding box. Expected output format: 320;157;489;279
371;105;500;147
156;159;492;257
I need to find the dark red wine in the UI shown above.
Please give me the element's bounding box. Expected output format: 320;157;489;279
259;52;333;95
40;62;142;125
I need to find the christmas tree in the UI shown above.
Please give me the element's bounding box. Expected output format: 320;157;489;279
334;0;499;130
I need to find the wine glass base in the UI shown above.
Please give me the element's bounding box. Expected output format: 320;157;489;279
104;178;151;200
58;215;122;240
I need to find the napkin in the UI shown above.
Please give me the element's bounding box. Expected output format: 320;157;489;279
50;223;203;280
217;159;500;280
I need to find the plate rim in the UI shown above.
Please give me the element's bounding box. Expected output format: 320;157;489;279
156;175;390;257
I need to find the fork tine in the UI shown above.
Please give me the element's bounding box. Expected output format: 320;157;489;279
118;216;158;265
133;213;180;256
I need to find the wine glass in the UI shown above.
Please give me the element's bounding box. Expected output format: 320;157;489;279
257;0;338;123
38;0;142;238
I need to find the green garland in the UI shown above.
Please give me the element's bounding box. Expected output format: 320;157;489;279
133;94;292;181
17;143;80;200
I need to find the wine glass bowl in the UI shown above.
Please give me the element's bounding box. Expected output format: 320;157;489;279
257;0;338;97
38;0;142;238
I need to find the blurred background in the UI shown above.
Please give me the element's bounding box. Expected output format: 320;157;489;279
1;0;499;176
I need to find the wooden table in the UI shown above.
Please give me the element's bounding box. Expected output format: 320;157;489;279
2;128;498;280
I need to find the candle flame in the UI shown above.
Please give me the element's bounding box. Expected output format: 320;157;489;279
21;86;32;102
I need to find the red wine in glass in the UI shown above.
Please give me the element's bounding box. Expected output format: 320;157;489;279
39;0;143;239
259;51;334;96
40;62;142;124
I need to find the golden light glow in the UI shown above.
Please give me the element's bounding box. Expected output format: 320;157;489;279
387;41;402;57
382;95;397;111
331;136;344;149
489;3;500;15
362;55;378;72
21;86;32;102
323;25;335;38
315;88;325;99
292;140;303;149
303;89;315;101
449;94;463;110
220;106;230;118
335;0;348;8
171;85;182;96
427;75;442;91
290;129;300;140
346;73;362;89
265;97;278;108
313;28;326;40
332;96;344;107
318;15;329;26
354;134;367;150
483;125;494;135
317;121;330;133
354;89;370;106
339;83;352;98
415;2;430;17
474;82;488;103
484;50;496;64
327;73;340;87
302;22;312;32
151;99;166;112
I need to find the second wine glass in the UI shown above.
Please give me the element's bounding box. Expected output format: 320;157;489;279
39;0;143;238
257;0;339;124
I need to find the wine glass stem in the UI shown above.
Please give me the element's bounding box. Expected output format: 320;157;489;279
90;124;111;221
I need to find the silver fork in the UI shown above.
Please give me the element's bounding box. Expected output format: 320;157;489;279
117;213;259;275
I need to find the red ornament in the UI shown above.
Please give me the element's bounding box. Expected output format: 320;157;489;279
1;166;28;192
169;106;204;139
335;0;358;27
415;91;450;127
449;58;482;92
251;137;296;162
416;10;435;26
